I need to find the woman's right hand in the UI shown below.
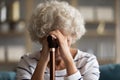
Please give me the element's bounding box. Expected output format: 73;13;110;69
31;37;50;80
39;37;50;63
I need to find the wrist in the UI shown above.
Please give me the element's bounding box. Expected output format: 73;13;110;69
64;57;77;76
63;53;73;64
40;49;50;61
39;54;49;63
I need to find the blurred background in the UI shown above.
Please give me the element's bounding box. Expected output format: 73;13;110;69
0;0;120;72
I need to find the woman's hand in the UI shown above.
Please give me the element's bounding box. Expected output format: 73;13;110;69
40;37;50;62
49;29;73;63
49;29;77;76
31;37;50;80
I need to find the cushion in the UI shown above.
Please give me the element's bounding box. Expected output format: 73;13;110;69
99;64;120;80
0;71;16;80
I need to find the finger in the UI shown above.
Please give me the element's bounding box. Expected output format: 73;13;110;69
49;30;64;39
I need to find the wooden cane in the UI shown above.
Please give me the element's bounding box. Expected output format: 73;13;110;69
50;48;55;80
47;35;58;80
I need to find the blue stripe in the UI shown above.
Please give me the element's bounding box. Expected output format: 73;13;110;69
87;58;96;63
31;57;39;61
92;72;99;77
74;56;90;62
17;66;32;75
78;77;82;80
77;57;96;70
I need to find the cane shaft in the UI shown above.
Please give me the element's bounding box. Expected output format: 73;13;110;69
50;48;55;80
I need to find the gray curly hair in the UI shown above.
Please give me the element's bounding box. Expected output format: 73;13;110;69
28;0;86;44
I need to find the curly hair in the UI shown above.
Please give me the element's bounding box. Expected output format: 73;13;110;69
28;0;86;44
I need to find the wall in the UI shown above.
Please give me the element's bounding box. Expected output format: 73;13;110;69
0;0;116;71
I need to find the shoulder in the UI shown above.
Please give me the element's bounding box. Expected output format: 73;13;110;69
16;51;40;80
74;49;99;68
74;50;100;75
75;50;97;61
17;51;40;68
16;51;40;78
22;51;40;61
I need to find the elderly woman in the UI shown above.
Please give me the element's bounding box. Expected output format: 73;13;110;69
16;1;100;80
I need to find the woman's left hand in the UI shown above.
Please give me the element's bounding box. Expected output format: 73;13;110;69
49;29;73;63
49;29;78;76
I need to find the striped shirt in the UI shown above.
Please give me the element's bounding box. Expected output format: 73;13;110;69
16;49;100;80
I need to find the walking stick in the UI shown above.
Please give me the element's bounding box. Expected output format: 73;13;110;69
49;48;55;80
47;35;58;80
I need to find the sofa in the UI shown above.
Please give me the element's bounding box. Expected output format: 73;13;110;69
0;71;16;80
99;64;120;80
0;64;120;80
